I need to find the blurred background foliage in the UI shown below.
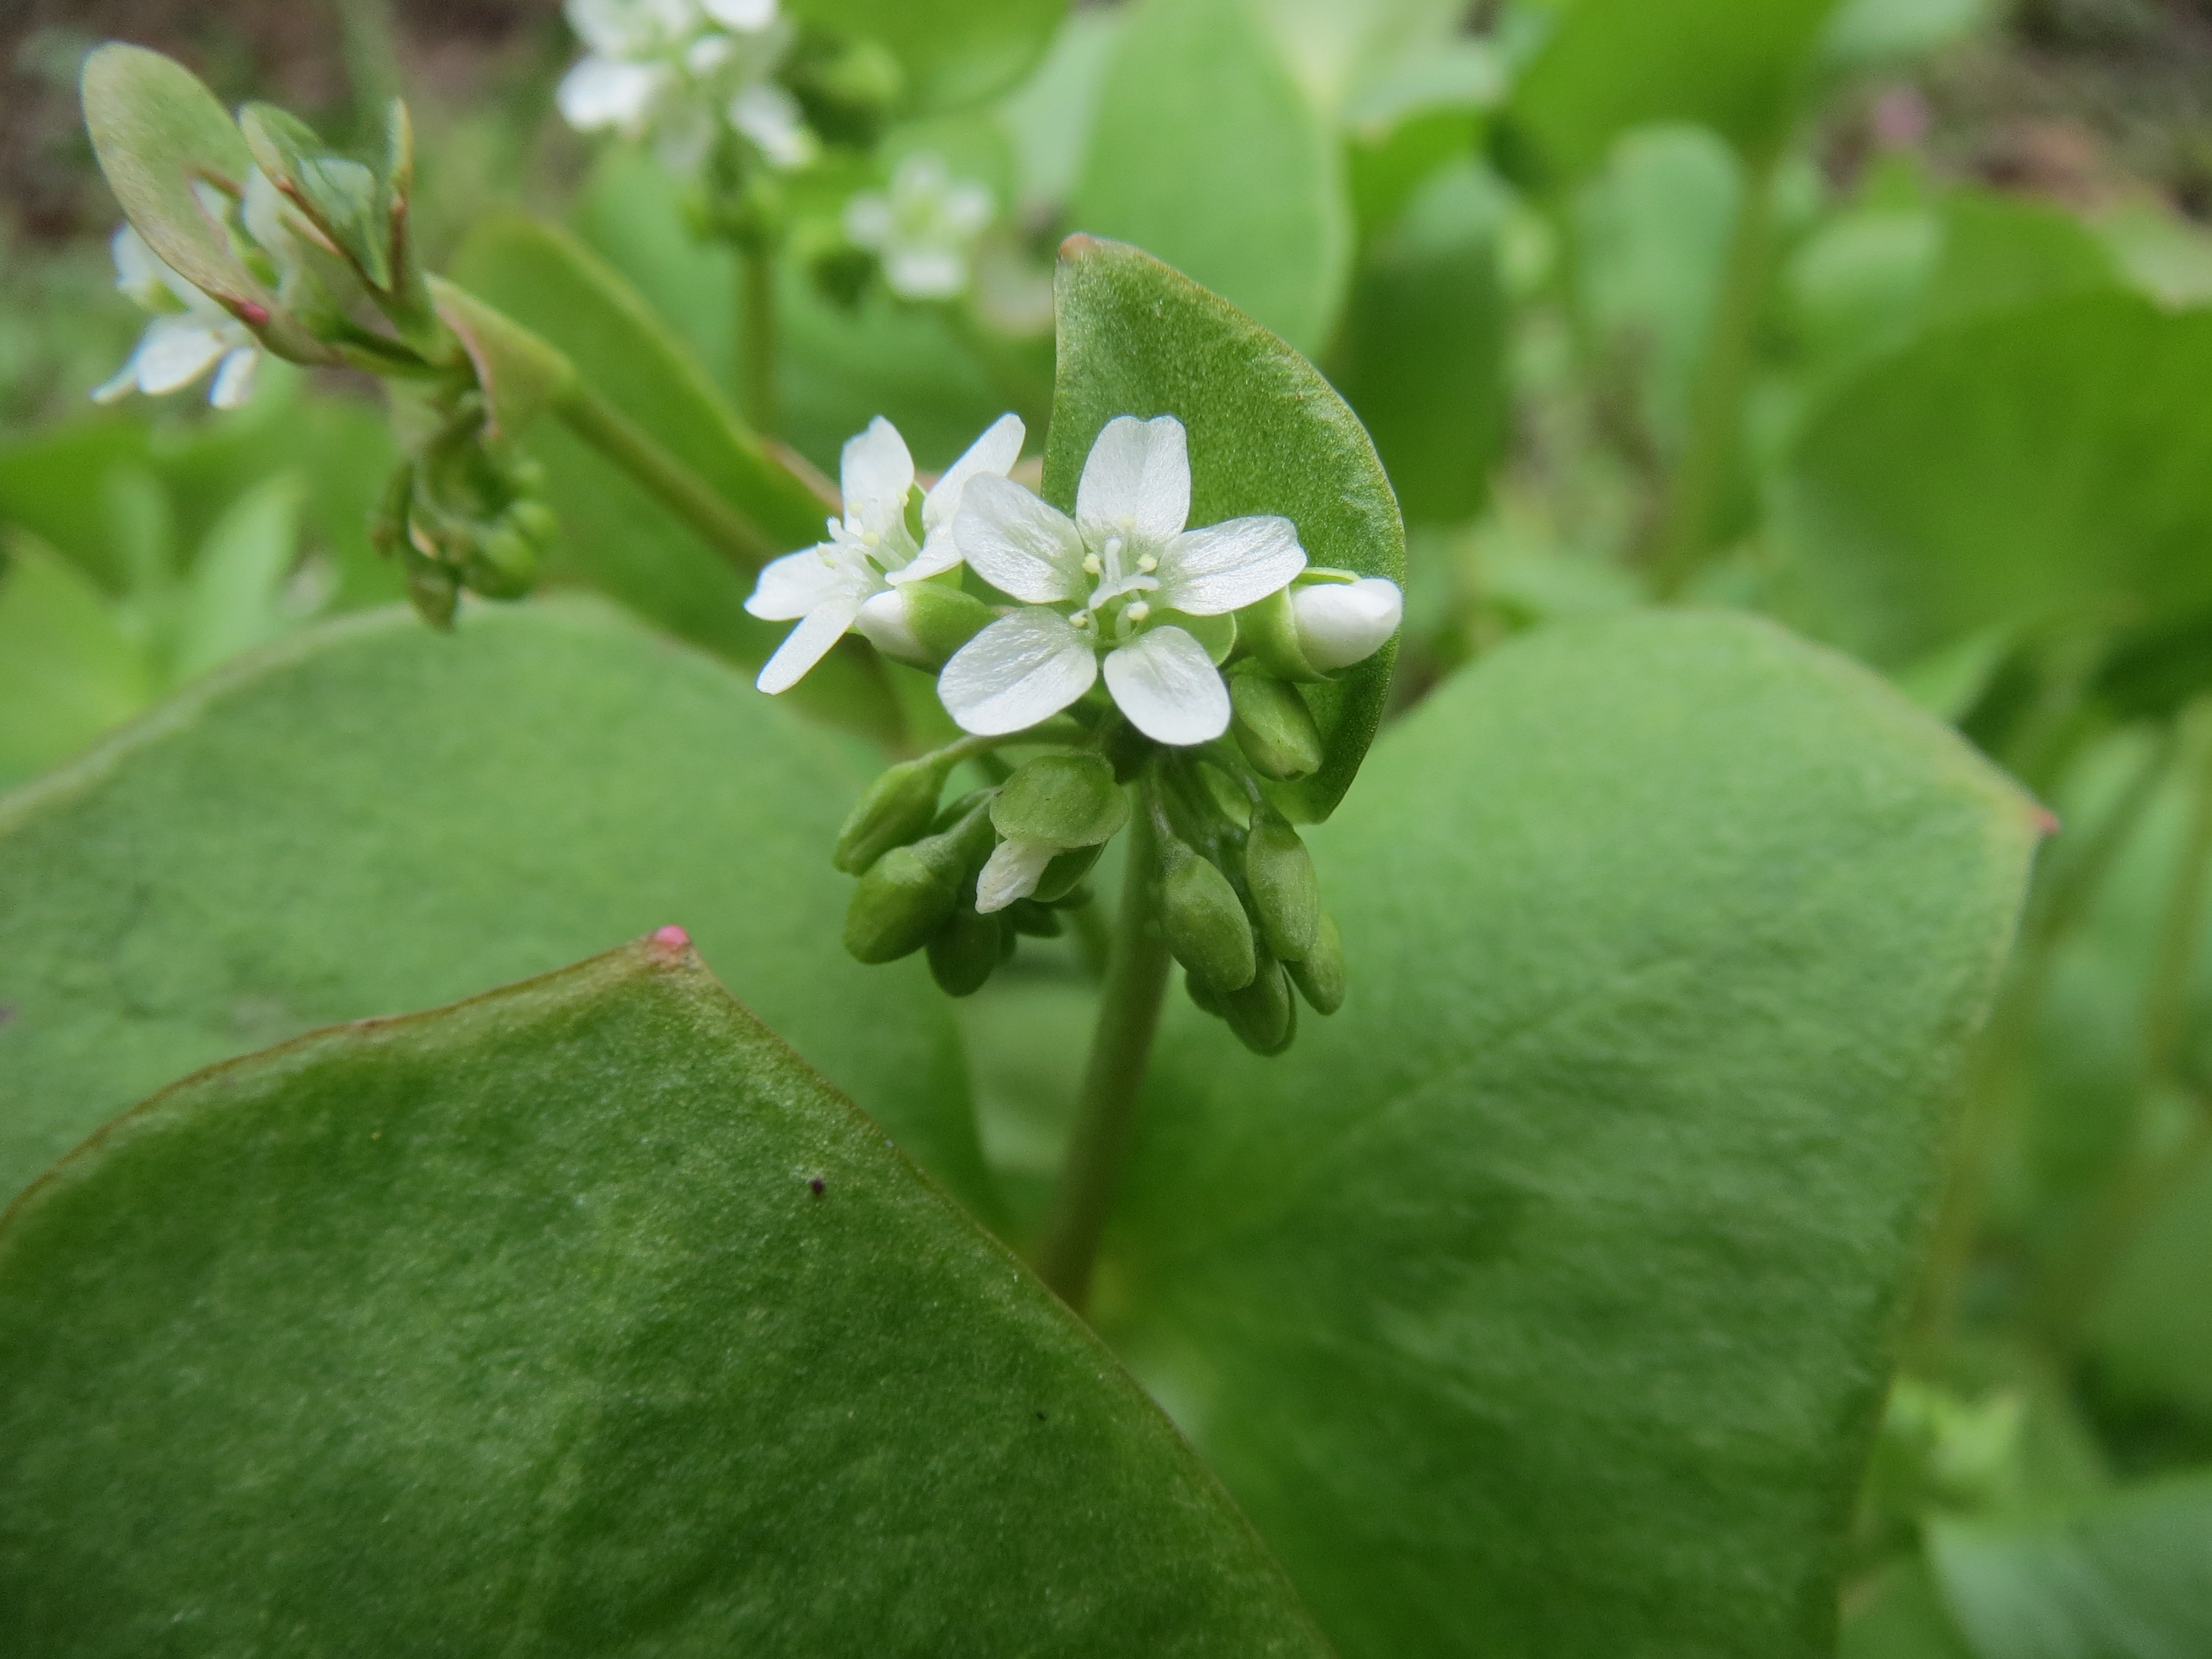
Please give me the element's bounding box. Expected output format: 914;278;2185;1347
8;0;2212;1651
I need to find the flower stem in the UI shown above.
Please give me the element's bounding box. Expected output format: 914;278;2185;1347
1033;786;1172;1313
739;241;779;438
555;382;777;574
1650;146;1780;600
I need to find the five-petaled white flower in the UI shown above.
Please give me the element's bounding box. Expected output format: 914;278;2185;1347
942;415;1307;746
558;0;814;175
746;413;1025;694
93;172;294;412
843;153;994;301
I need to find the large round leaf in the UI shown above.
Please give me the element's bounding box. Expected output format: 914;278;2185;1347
1046;237;1404;822
788;0;1067;113
0;937;1330;1655
1101;611;2039;1658
0;600;994;1221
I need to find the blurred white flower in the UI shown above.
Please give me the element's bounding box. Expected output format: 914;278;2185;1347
93;172;298;412
558;0;816;175
942;415;1307;746
843;153;995;301
746;412;1025;694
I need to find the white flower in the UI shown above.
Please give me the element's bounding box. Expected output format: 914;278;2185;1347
92;172;298;412
746;412;1025;694
844;153;996;301
942;415;1307;746
1292;577;1404;671
558;0;815;175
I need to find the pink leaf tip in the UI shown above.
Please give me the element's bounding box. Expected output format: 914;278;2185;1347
650;925;692;950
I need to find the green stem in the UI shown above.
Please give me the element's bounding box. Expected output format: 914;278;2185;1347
1033;788;1172;1312
1651;146;1780;600
739;242;779;438
555;383;777;574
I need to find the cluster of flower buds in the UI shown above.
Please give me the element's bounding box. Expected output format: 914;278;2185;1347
370;394;558;628
836;731;1108;999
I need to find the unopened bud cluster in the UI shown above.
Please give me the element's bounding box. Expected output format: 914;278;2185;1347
371;394;558;628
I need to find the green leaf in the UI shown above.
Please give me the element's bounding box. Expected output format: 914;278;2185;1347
0;535;152;789
1047;237;1404;822
1506;0;1846;184
1071;0;1352;358
425;276;576;441
0;599;994;1222
170;471;304;683
0;937;1332;1655
788;0;1068;113
1781;295;2212;667
1329;161;1507;527
1819;0;1993;76
1101;611;2038;1659
78;45;266;318
1928;1473;2212;1659
1915;193;2121;335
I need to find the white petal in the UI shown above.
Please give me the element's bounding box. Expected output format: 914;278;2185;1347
1159;514;1307;616
110;225;164;306
839;417;915;534
1102;626;1230;746
702;0;776;29
892;152;951;202
208;347;260;410
686;33;736;74
757;596;862;694
938;609;1098;736
90;359;140;404
558;56;665;130
940;180;994;238
1077;415;1190;548
242;168;291;260
730;84;816;170
745;544;857;620
885;249;966;299
131;317;230;395
975;837;1055;914
954;475;1087;605
1293;577;1404;671
897;528;964;584
922;413;1025;534
843;193;894;250
854;588;926;664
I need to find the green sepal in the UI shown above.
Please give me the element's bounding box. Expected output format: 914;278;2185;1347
1163;608;1237;666
926;905;1002;997
1243;819;1319;962
238;104;389;289
834;759;947;875
1161;837;1257;993
1222;950;1297;1056
1283;910;1345;1015
904;582;996;664
428;278;574;441
1229;671;1325;780
992;754;1129;848
1238;588;1327;683
843;842;962;965
1033;840;1104;903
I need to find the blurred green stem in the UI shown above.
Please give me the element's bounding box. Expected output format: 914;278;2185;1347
739;243;779;437
555;383;777;572
1033;788;1171;1313
1651;146;1780;600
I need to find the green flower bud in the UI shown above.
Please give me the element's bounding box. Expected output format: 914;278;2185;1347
993;754;1129;848
508;498;558;548
1285;911;1346;1015
834;759;945;875
855;582;996;669
464;525;537;600
1242;819;1319;960
927;905;1002;997
1032;841;1103;904
1236;586;1327;682
1161;839;1256;993
1223;951;1297;1056
1185;968;1228;1019
1229;673;1325;782
932;786;997;835
1007;899;1064;938
843;841;962;964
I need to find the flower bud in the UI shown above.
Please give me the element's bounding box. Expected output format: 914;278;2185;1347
1292;577;1403;672
1228;674;1324;781
1185;968;1228;1019
1285;910;1346;1015
1242;819;1319;961
857;583;995;668
1161;839;1256;993
834;758;944;874
993;754;1129;848
926;905;1002;997
1223;951;1297;1056
1007;899;1064;938
843;840;962;964
1033;841;1102;904
975;836;1054;914
464;525;537;600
